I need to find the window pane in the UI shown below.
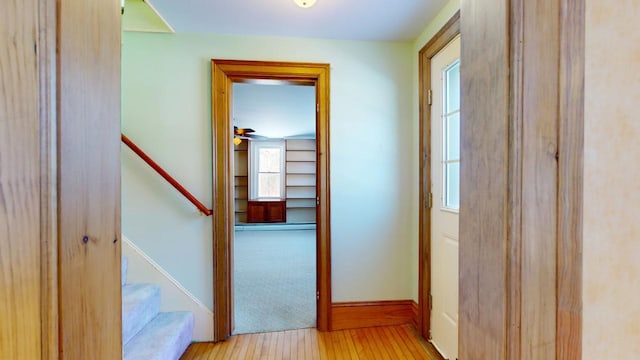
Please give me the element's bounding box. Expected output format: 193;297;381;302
446;112;460;160
259;148;281;172
446;61;460;113
258;173;281;198
445;162;460;209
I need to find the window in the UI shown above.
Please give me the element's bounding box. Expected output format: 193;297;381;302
249;140;285;199
443;60;460;210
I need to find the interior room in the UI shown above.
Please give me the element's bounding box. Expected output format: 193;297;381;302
232;82;318;335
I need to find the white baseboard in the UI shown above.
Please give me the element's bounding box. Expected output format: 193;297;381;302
122;235;213;341
235;223;316;231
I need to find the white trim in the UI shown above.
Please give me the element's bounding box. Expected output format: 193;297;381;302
235;223;316;231
122;235;213;341
141;0;175;33
248;139;286;200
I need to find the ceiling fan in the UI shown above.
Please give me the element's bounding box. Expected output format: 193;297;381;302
234;126;265;145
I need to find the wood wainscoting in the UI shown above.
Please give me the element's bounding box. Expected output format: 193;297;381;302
330;301;418;331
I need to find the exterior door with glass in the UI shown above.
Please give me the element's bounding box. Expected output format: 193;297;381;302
430;35;460;360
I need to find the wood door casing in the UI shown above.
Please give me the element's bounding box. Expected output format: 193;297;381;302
211;60;331;341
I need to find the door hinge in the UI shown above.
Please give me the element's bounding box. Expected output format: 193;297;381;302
427;89;433;106
429;293;433;311
317;103;319;112
427;193;433;209
316;291;320;300
316;196;320;206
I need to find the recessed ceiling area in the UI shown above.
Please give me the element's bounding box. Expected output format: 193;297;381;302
233;83;316;139
144;0;450;41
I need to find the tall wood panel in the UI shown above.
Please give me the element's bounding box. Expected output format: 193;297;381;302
460;0;583;358
57;0;122;358
0;1;44;358
459;0;510;358
518;0;560;357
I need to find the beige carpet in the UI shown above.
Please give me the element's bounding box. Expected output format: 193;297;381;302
233;229;316;334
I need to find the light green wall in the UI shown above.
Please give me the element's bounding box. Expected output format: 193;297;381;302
409;0;460;301
122;32;416;308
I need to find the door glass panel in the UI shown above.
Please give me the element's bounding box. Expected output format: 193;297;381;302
446;61;460;113
446;112;460;160
443;59;460;210
445;162;460;209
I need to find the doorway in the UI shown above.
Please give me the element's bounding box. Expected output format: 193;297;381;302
418;11;460;359
232;82;318;334
210;60;331;342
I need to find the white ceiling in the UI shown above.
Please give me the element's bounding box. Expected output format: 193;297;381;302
148;0;449;42
233;83;316;139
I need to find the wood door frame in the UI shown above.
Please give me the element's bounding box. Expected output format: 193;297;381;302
211;60;331;342
417;10;460;342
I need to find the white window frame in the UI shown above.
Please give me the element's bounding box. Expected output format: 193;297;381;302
248;140;286;200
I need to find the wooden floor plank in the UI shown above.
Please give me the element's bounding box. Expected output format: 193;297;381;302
308;328;320;360
328;331;344;360
351;328;374;360
317;331;329;360
363;327;386;360
297;329;306;360
397;325;431;360
283;330;293;360
370;327;394;360
339;329;359;360
181;325;436;360
381;326;408;359
245;333;259;359
387;326;421;360
217;335;238;360
276;330;285;360
232;333;250;359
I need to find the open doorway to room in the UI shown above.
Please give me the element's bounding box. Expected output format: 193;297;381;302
232;82;318;334
210;60;331;342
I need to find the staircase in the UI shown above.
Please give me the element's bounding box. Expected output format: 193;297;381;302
122;257;194;360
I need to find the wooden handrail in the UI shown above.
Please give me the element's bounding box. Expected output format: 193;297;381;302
121;134;213;216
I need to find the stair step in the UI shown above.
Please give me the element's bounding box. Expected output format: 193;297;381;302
122;256;128;286
122;283;160;345
123;312;195;360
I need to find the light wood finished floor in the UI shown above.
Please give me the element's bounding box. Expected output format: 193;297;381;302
180;325;438;360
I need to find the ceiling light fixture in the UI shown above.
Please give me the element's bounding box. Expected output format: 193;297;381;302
294;0;316;8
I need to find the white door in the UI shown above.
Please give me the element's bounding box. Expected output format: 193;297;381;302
430;35;460;360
